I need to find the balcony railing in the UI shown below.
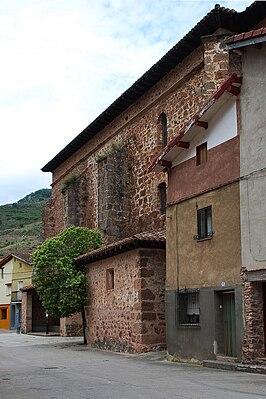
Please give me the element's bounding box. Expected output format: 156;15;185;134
11;291;22;302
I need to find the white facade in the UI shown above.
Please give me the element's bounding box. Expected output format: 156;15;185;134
0;260;12;305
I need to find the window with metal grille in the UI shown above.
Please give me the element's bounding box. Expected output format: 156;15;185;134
197;206;213;240
178;290;200;325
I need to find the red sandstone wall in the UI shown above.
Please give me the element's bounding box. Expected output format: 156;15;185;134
60;313;83;337
43;34;236;240
86;248;166;353
242;281;265;363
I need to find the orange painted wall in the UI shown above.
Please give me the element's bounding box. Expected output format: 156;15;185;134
0;305;10;329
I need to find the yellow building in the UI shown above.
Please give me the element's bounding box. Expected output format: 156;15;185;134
0;254;32;330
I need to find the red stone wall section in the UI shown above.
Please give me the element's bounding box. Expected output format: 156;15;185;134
138;249;166;351
242;281;265;363
43;35;239;241
60;313;83;337
21;290;32;333
86;248;166;353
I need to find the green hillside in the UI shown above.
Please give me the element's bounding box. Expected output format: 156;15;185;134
0;189;51;259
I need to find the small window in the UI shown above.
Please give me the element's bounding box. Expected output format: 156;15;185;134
178;290;200;325
196;142;207;166
160;113;168;147
6;284;11;296
197;206;213;240
106;268;114;291
1;308;7;320
158;182;167;215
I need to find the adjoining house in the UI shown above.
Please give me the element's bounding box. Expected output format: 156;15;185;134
21;285;60;334
149;74;243;360
0;253;32;330
76;231;166;353
225;27;266;363
40;2;266;352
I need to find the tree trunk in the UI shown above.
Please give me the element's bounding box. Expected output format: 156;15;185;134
81;306;87;345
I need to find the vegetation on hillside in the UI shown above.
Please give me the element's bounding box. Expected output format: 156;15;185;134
0;189;51;258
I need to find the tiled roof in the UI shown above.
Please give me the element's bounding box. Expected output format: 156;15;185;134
0;253;32;268
21;284;35;292
42;2;266;173
226;27;266;44
76;230;166;265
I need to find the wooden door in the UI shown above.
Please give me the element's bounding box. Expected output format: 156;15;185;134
223;292;236;357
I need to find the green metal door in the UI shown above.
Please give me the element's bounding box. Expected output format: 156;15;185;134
223;292;236;357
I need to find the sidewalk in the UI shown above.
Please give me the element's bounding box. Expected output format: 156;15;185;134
203;358;266;375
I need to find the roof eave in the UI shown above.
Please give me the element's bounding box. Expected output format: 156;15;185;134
75;239;166;266
226;35;266;49
148;73;242;173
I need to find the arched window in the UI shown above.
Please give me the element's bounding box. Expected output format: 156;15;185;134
160;112;168;147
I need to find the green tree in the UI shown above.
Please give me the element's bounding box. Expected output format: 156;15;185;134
32;226;103;344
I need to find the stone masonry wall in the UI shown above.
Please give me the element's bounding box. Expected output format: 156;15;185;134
43;33;237;241
21;290;32;333
242;281;265;363
138;249;166;351
60;313;83;337
86;248;166;353
97;146;131;242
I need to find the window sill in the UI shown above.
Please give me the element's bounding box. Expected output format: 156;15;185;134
178;324;200;328
196;236;213;242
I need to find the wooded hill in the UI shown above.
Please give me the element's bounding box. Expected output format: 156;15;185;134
0;189;51;259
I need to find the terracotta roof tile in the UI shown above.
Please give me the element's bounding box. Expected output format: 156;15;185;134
21;284;35;292
226;27;266;44
76;230;166;264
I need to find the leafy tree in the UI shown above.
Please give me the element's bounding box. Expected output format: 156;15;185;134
32;226;103;344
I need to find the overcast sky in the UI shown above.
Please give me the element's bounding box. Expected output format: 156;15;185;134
0;0;251;205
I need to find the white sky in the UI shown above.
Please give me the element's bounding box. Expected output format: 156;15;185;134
0;0;252;205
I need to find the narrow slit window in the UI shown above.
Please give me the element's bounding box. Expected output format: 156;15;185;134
196;142;207;166
106;268;114;291
159;182;167;215
160;113;168;147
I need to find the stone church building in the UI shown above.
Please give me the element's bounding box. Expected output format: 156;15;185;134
40;3;266;355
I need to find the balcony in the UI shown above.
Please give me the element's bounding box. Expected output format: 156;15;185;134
11;291;22;302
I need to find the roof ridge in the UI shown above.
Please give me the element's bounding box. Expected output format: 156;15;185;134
42;2;264;173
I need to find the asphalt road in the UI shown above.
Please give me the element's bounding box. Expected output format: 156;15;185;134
0;331;265;399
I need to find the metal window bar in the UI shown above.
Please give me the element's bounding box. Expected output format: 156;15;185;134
178;290;200;325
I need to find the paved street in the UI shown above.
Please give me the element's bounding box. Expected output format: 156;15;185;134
0;331;265;399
